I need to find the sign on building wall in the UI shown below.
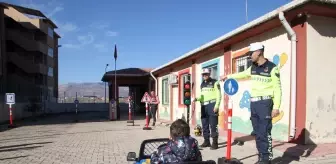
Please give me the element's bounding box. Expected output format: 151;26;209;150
168;73;178;85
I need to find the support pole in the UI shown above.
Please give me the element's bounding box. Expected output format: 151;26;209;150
143;102;152;130
8;104;16;128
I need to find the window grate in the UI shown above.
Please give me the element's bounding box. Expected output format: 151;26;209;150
234;55;252;73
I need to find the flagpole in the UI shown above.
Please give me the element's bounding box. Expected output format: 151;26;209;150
245;0;248;23
114;44;117;120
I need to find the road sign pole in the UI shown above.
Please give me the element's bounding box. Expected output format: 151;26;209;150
128;98;131;121
226;97;233;160
219;79;242;164
145;102;148;127
143;102;152;130
127;96;135;125
6;93;16;128
9;104;13;126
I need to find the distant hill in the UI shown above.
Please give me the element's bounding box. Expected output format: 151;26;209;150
58;82;129;98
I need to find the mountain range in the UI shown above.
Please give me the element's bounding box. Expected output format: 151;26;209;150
58;82;129;98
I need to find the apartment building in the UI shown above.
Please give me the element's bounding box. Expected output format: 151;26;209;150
0;3;60;122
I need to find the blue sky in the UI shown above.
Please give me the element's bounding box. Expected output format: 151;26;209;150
6;0;290;84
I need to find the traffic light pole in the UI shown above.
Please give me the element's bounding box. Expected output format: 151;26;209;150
183;75;192;124
186;105;190;124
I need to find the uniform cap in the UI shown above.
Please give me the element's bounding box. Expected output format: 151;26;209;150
249;42;264;52
202;68;211;74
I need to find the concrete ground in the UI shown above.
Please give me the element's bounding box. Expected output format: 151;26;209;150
0;112;335;164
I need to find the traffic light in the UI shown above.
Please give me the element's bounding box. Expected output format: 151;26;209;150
183;77;191;105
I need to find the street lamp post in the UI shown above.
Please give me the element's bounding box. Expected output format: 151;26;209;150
105;64;109;103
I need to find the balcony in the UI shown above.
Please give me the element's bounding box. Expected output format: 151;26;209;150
6;29;48;55
7;52;48;75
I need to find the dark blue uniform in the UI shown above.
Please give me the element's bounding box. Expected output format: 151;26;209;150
195;78;221;149
229;59;282;162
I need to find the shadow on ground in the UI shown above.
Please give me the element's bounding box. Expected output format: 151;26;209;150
271;129;317;164
235;128;317;163
0;155;29;161
0;141;52;153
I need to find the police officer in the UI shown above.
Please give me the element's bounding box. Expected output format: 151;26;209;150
193;68;222;150
221;42;281;164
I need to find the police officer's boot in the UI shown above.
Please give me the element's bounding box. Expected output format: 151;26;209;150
210;137;218;150
200;139;211;147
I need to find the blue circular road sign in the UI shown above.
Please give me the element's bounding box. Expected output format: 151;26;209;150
111;99;115;104
74;100;79;104
223;78;239;96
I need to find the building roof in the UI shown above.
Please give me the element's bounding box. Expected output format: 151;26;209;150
0;2;46;17
102;68;153;81
151;0;336;74
0;2;58;28
0;3;8;8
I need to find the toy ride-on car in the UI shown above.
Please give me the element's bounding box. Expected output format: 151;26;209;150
126;138;216;164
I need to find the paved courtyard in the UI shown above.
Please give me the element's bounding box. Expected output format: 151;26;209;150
0;112;335;164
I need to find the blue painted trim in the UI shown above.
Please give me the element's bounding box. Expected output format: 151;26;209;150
200;58;220;81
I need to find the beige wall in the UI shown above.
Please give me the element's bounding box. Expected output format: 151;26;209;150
306;15;336;144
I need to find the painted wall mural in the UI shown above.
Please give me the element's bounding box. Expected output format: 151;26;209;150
272;53;288;69
231;52;290;141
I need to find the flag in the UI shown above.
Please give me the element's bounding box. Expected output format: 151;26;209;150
114;44;117;60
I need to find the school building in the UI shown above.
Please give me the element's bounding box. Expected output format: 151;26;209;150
150;0;336;144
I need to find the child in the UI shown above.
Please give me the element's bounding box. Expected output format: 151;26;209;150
150;119;202;164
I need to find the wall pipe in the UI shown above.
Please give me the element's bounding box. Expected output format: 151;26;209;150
278;11;297;139
150;71;158;95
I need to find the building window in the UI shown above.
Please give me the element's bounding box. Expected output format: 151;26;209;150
162;78;169;105
179;73;190;105
233;55;252;73
48;67;53;77
48;47;53;57
48;27;54;38
201;58;220;81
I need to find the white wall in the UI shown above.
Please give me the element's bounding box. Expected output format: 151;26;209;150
306;15;336;144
